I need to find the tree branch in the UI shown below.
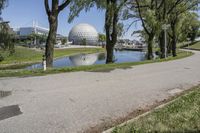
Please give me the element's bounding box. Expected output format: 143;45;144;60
135;0;150;35
167;0;185;14
44;0;51;16
117;0;128;12
58;0;71;12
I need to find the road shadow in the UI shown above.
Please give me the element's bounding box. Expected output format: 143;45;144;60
86;66;132;73
0;105;22;121
0;90;12;98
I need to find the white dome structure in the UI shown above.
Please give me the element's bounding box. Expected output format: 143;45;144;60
68;23;99;45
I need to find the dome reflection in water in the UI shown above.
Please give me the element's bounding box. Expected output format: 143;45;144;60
69;53;99;66
26;50;146;70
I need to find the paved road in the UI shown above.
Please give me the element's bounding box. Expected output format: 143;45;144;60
0;50;200;133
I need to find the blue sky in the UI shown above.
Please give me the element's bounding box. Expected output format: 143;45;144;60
1;0;141;40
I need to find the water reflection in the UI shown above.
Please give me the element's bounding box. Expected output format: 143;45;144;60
26;50;146;70
69;53;99;66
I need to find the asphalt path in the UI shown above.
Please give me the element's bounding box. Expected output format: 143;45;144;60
0;50;200;133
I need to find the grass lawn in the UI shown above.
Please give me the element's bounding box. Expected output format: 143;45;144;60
0;50;193;77
112;85;200;133
0;46;105;69
180;41;200;51
0;46;43;64
186;41;200;51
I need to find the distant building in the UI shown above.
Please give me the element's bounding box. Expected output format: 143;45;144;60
18;26;49;36
15;23;67;46
116;39;146;49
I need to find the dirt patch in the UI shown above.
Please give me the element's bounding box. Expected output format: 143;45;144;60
0;105;22;121
81;85;199;133
81;101;167;133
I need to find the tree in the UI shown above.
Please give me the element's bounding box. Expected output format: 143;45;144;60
0;22;14;52
0;0;14;55
44;0;71;67
98;33;106;45
125;0;161;59
69;0;127;63
0;0;7;18
177;12;199;43
166;0;199;56
28;33;47;45
61;38;67;45
186;13;200;42
124;0;199;59
104;0;128;63
156;0;200;57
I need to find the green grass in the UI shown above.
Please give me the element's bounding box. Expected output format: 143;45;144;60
180;41;200;51
0;46;43;64
112;85;200;133
0;46;105;69
0;50;193;77
187;41;200;51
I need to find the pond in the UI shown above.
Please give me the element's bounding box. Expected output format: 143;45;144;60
26;50;146;69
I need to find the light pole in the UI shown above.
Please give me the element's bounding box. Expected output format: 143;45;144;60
162;24;170;58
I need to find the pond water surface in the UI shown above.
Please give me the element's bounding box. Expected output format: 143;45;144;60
27;50;146;69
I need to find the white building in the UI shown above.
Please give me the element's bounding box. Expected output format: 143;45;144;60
68;23;99;45
18;26;49;36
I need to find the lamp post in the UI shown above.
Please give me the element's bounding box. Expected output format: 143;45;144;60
162;24;170;58
42;55;46;71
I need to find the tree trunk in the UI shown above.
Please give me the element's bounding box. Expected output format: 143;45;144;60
171;23;177;57
159;31;165;58
147;35;154;60
105;0;118;64
167;40;172;54
172;31;177;57
105;0;113;64
45;15;58;67
160;0;166;58
106;43;114;63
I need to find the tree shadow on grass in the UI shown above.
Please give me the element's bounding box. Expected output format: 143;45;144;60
86;66;133;73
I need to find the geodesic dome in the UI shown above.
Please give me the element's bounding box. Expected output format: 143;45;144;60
68;23;99;45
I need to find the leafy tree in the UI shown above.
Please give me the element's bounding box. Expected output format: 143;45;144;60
61;38;67;45
0;0;14;56
166;0;199;56
0;22;15;58
104;0;128;63
98;33;106;45
186;13;200;42
28;33;47;45
69;0;128;63
126;0;199;58
44;0;71;67
0;0;7;18
125;0;162;59
158;0;199;57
